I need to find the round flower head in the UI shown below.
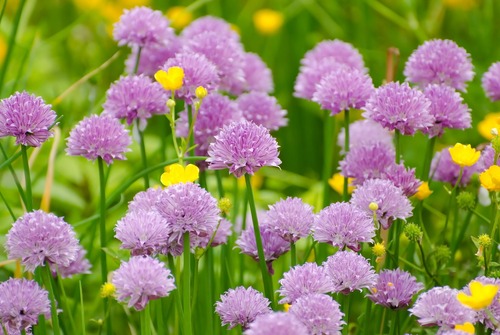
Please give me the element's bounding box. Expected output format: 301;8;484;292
0;278;50;334
115;209;171;256
366;269;424;309
215;286;271;329
363;81;434;135
162;51;220;103
312;66;374;115
112;256;176;311
383;164;422;197
55;246;92;278
404;39;474;91
277;262;333;304
113;6;172;48
482;62;500;101
409;286;476;328
181;16;240;42
422;84;471;137
313;202;375;252
103;75;167;128
323;251;377;294
478;112;500;141
125;36;182;76
241;52;274;93
337;119;393;154
245;312;309;335
155;182;220;254
127;187;165;213
66;114;131;164
431;147;477;186
0;91;57;147
289;294;345;335
351;179;413;230
300;40;366;72
265;197;314;243
207;120;282;178
237;91;288;131
6;210;79;272
294;59;343;100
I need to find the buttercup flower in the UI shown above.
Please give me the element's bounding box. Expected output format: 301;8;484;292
215;286;271;329
237;91;288;131
448;143;480;167
328;173;355;195
0;91;57;147
454;323;475;334
245;312;309;335
457;280;500;310
480;165;500;191
478;112;500;141
253;9;284;35
112;256;176;311
463;276;500;331
155;66;184;91
431;147;477;186
367;269;424;309
289;294;345;335
482;62;500;101
414;182;433;200
160;163;199;187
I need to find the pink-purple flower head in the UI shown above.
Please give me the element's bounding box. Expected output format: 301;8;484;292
337;119;394;154
55;246;92;278
431;147;476;186
482;62;500;101
0;278;50;334
181;16;240;43
113;6;172;48
277;262;332;304
207;120;282;178
162;51;220;104
404;39;474;91
422;84;471;137
313;66;374;115
313;202;375;252
103;75;167;128
245;312;309;335
351;179;413;230
363;81;434;135
384;164;422;197
6;210;79;273
155;182;220;254
294;59;343;100
237;92;288;131
215;286;271;330
66;114;131;165
300;40;366;72
409;286;476;328
0;91;57;147
366;269;424;309
112;256;176;311
241;52;274;94
212;218;233;247
323;251;376;294
127;187;165;213
289;294;345;335
126;36;182;76
265;197;314;243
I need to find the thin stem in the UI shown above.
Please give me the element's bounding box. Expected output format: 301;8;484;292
168;93;183;163
343;109;350;202
133;47;142;75
0;147;22;170
417;241;440;285
442;168;463;238
390;310;399;335
342;294;351;335
421;137;436;180
322;113;335;207
137;122;150;189
488;193;500;267
167;254;185;332
183;233;193;335
140;304;151;335
290;242;297;267
394;130;401;164
42;265;61;335
21;146;32;211
34;268;47;335
391;221;402;269
362;299;372;335
79;281;86;335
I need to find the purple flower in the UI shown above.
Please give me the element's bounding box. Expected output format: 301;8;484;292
351;179;413;230
482;62;500;101
431;147;476;186
155;182;220;254
337;119;393;154
277;262;332;304
300;40;366;72
207;120;282;178
162;51;220;103
215;286;271;329
55;246;92;278
0;278;50;334
363;81;434;135
128;187;165;213
113;256;175;311
212;218;233;247
0;91;57;147
113;6;172;48
313;202;375;252
476;145;496;174
115;209;171;256
312;66;374;115
125;36;181;76
404;39;474;91
265;197;314;243
103;75;167;127
6;210;79;272
422;84;471;137
383;164;421;197
237;92;288;131
66;114;131;164
366;269;424;309
323;251;377;294
182;16;240;42
409;286;476;328
241;52;274;93
289;294;345;335
245;312;309;335
461;276;500;331
294;60;343;100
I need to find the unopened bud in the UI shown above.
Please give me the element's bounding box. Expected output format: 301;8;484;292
167;99;176;109
492;128;499;136
195;86;208;99
369;202;379;212
404;223;423;243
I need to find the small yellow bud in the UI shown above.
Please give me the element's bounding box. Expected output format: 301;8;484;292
195;86;208;99
478;234;492;248
369;202;379;211
283;303;291;312
100;282;116;298
372;242;386;257
387;282;394;287
219;197;232;215
155;66;184;91
166;99;176;109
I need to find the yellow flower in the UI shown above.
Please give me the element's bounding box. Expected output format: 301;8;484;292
372;243;386;257
454;322;475;334
166;6;193;30
443;0;477;10
328;173;355;195
448;143;480;167
161;163;199;187
100;282;116;298
195;86;208;100
414;182;433;200
478;113;500;140
155;67;184;91
253;9;284;35
480;165;500;191
457;280;499;310
283;303;291;312
218;197;232;215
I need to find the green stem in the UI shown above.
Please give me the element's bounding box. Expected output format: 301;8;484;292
390;310;399;335
215;170;225;198
362;299;372;335
451;210;473;256
417;240;440;285
442;168;463;239
0;190;16;220
42;265;61;335
394;130;401;164
183;233;193;335
168;92;183;163
137;123;150;189
245;174;275;308
342;294;351;335
322;112;335;207
34;269;47;335
140;304;151;335
489;193;500;267
421;136;436;180
0;147;22;170
79;281;86;335
290;242;297;267
21;146;32;211
343;109;350;202
167;254;185;333
133;47;142;75
391;221;402;269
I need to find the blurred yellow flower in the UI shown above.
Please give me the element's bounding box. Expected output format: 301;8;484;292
100;282;116;298
448;143;480;167
118;0;150;7
166;6;193;30
479;165;500;191
155;67;184;91
443;0;477;10
195;86;208;100
457;280;499;310
161;163;199;187
253;9;284;35
0;34;7;63
328;173;354;195
478;113;500;140
283;303;291;312
454;322;474;334
414;182;432;200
